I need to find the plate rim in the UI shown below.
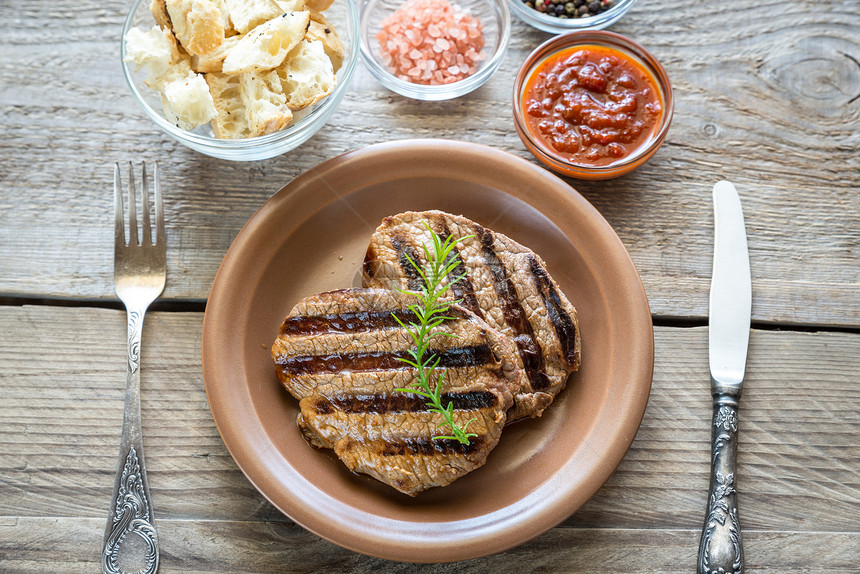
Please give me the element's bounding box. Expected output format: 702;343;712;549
201;139;654;562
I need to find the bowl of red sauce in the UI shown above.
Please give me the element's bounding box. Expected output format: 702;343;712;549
513;31;673;180
360;0;511;100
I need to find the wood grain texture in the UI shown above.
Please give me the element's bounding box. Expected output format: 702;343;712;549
1;0;859;570
2;518;858;573
0;1;858;326
0;306;856;571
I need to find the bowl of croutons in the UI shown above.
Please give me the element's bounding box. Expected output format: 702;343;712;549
122;0;358;160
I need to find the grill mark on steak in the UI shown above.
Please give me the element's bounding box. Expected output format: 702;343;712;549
475;224;551;392
275;288;521;495
439;224;484;320
529;255;580;368
362;247;377;280
391;235;424;291
275;344;496;374
379;436;484;456
313;390;498;415
279;309;422;336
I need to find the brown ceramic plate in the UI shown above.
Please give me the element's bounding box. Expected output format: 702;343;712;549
202;139;653;563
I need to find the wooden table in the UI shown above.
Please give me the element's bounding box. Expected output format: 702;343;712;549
1;0;858;571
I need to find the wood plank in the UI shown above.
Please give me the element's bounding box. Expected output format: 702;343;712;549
0;1;858;325
0;306;857;535
0;517;857;572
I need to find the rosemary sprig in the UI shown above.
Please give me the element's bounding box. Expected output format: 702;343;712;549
392;226;477;444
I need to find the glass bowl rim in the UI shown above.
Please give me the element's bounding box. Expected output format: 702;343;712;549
505;0;639;34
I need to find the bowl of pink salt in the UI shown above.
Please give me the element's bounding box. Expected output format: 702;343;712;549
360;0;511;100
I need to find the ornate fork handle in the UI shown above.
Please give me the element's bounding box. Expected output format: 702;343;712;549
102;305;159;574
698;395;743;574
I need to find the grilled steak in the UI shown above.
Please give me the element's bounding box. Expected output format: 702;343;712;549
271;288;520;496
362;210;581;421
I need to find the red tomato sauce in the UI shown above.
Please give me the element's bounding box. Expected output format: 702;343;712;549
522;44;663;167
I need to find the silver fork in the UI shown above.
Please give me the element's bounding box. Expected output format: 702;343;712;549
102;162;164;574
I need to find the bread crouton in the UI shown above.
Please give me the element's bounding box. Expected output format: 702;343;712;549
161;70;218;130
124;25;181;85
224;0;283;34
275;0;305;11
166;0;225;55
190;34;242;73
275;39;335;111
304;0;334;11
306;10;343;72
217;0;234;32
205;72;251;138
151;0;173;30
154;57;195;87
222;11;311;75
240;71;293;136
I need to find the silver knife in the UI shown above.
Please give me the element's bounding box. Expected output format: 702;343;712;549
697;180;751;574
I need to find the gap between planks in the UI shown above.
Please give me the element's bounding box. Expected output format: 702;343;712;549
2;296;858;335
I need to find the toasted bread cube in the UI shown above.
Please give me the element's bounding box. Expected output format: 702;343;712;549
222;11;311;75
306;10;343;72
276;0;305;11
225;0;283;34
166;0;225;55
205;72;251;138
191;34;242;73
304;0;334;11
160;70;217;130
276;39;335;111
124;25;180;84
240;70;293;136
155;57;195;86
150;0;173;30
217;0;234;32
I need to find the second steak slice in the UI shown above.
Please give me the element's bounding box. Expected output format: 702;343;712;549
271;288;520;496
362;210;582;421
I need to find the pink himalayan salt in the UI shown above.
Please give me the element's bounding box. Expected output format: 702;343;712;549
376;0;486;86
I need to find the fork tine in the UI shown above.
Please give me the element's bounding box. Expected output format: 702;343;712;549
114;163;125;248
127;162;139;246
141;163;152;246
154;161;164;249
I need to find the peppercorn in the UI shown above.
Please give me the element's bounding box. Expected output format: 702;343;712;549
523;0;614;18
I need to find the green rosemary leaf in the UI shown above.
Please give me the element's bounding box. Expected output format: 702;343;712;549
390;225;477;444
394;387;434;399
395;358;421;370
434;332;458;339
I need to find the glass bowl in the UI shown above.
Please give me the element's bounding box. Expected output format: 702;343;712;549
513;30;673;180
121;0;359;161
359;0;511;100
507;0;638;34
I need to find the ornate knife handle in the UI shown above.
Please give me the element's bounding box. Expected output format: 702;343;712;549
698;395;743;574
102;307;159;574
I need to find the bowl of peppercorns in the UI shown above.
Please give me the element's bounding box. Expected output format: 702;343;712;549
507;0;637;34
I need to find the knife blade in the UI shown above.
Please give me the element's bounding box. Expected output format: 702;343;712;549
709;180;752;390
698;180;751;574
